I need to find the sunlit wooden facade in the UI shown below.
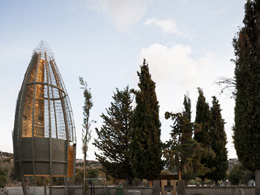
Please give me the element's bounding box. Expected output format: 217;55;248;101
13;42;76;194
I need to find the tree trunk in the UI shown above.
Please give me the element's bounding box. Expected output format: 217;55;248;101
201;178;205;186
255;170;260;195
44;177;47;195
125;178;129;187
177;180;186;195
178;166;182;181
83;152;87;195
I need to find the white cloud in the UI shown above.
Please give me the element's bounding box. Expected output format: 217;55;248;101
144;18;191;38
86;0;148;31
140;44;215;88
139;43;216;141
145;18;181;34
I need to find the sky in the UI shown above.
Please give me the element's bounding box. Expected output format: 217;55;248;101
0;0;245;160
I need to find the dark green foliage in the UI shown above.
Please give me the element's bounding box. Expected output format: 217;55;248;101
94;87;134;182
130;59;163;180
79;77;93;157
0;175;7;189
74;168;103;185
79;76;94;195
52;177;64;186
194;88;211;146
182;95;192;140
233;0;260;171
88;169;99;178
0;159;8;188
194;88;215;182
164;95;193;178
164;95;214;181
75;168;83;185
241;170;255;184
207;96;228;183
229;164;254;185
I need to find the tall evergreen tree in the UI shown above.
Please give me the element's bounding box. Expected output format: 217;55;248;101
182;95;192;141
79;77;94;195
130;59;163;181
194;88;214;183
164;95;214;182
194;88;211;146
207;96;228;184
164;96;192;181
233;0;260;193
93;87;134;183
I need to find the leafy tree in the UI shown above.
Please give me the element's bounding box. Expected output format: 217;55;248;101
87;169;99;178
233;0;260;193
79;77;94;195
75;168;104;186
52;177;64;186
194;88;211;146
94;87;134;184
207;96;228;184
241;170;255;185
0;174;7;189
164;95;193;180
194;88;215;183
0;159;8;194
182;95;192;140
164;95;214;182
130;59;163;181
228;164;254;185
229;164;244;185
75;168;83;185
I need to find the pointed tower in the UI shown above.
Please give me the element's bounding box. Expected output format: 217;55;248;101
13;42;76;194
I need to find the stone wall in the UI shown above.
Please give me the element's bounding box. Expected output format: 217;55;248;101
5;186;256;195
66;186;154;195
185;186;255;195
5;186;154;195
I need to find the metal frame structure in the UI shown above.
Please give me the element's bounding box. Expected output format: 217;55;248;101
13;42;76;195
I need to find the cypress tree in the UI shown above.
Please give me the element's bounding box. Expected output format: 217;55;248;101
181;95;194;180
233;0;260;193
207;96;228;184
194;88;214;183
79;77;93;195
182;95;192;140
130;59;163;181
194;88;211;147
164;95;194;181
164;95;214;182
93;87;134;183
